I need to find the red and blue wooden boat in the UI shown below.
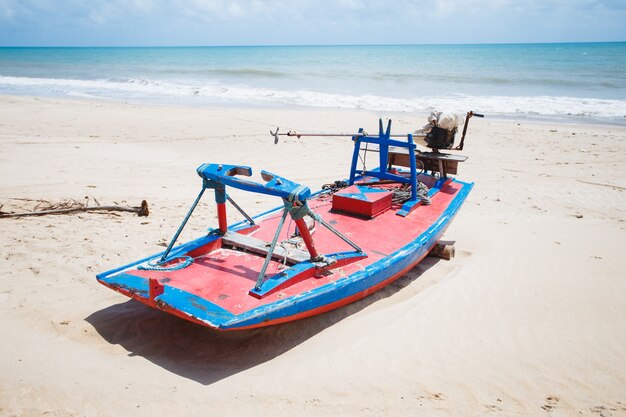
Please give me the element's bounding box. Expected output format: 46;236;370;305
97;118;476;331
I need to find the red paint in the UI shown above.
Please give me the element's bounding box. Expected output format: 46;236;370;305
217;202;227;233
332;185;392;218
99;281;212;328
187;237;222;258
149;278;164;300
294;217;319;259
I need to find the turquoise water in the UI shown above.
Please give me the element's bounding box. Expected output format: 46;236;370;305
1;43;625;122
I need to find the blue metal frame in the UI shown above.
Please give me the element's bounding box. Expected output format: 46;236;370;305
159;187;206;262
149;163;315;268
349;119;418;203
197;163;311;203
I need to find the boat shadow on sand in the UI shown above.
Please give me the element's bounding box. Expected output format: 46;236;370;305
86;251;449;386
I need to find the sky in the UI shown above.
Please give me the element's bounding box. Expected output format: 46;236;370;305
0;0;625;47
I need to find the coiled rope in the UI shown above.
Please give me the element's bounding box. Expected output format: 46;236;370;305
137;255;194;271
390;182;431;205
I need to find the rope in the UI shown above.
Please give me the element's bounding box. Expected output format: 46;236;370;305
288;184;307;203
417;182;432;205
391;185;412;204
361;142;369;174
389;182;431;205
279;215;296;270
138;255;194;271
321;180;349;194
321;176;430;206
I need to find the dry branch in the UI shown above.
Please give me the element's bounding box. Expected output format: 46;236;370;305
0;199;149;218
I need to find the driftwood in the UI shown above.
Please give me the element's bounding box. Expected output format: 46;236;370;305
0;199;149;218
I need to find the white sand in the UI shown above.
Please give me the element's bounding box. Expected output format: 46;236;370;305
1;95;625;416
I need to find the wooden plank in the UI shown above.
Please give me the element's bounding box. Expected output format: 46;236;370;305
418;151;468;162
388;150;465;175
221;231;310;265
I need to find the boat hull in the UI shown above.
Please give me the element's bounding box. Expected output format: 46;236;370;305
97;178;473;331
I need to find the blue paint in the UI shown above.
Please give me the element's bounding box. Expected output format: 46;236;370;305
197;163;311;203
224;185;334;232
249;251;367;298
348;120;418;197
157;286;235;324
396;200;419;217
336;185;390;202
96;233;221;281
99;273;150;298
98;164;324;282
397;177;449;217
98;272;235;327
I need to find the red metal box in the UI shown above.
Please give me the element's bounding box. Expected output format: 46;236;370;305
332;185;392;218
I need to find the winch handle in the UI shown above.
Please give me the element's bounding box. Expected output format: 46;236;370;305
455;111;484;151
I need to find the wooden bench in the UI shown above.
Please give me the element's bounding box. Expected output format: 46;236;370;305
221;231;310;265
387;147;468;178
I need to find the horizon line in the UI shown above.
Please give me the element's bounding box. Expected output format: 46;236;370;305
1;40;625;48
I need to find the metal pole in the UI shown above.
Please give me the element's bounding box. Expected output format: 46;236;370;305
160;187;206;263
315;215;363;254
294;218;319;260
271;127;426;140
227;195;255;225
280;132;427;138
255;206;290;290
217;202;228;233
408;133;418;201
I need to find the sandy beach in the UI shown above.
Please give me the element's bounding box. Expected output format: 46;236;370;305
1;95;625;416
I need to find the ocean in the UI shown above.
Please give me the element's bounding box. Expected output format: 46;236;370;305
1;43;625;124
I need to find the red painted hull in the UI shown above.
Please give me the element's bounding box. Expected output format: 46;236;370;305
97;175;472;330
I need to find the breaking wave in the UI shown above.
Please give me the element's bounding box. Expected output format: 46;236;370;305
1;75;625;122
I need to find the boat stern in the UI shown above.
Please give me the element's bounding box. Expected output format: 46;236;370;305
96;272;235;330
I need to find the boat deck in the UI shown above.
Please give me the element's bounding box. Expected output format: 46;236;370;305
111;177;465;316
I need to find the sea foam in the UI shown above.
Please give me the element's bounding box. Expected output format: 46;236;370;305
1;75;624;123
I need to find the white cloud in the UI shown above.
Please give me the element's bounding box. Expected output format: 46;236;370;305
0;0;624;45
132;0;155;10
87;3;117;26
336;0;366;11
0;2;15;21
